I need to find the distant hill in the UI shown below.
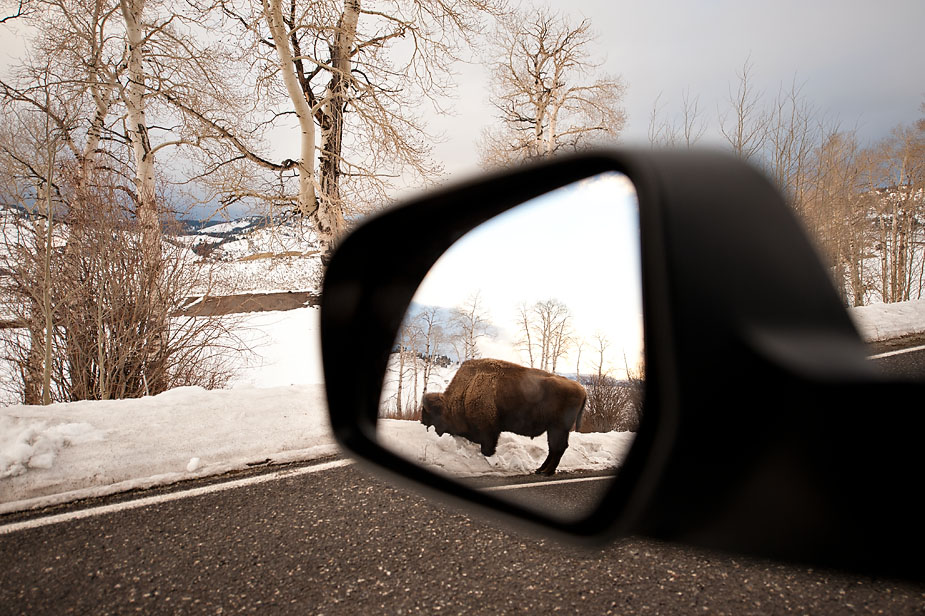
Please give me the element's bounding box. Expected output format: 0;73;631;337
174;218;224;234
172;216;271;238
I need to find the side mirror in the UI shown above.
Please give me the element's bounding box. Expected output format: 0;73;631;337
320;149;925;580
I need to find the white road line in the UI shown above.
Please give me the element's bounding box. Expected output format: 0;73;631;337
868;344;925;360
0;459;354;535
483;475;614;491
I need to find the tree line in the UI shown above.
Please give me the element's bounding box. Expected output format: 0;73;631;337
649;59;925;305
0;1;622;258
0;0;626;404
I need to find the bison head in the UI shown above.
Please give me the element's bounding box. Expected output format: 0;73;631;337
421;392;447;436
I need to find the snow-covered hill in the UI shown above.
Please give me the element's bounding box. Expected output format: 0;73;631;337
1;208;325;297
175;216;324;294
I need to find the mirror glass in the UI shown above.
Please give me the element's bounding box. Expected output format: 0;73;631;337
377;172;644;522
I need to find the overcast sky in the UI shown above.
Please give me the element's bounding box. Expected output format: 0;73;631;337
1;0;922;213
429;0;925;185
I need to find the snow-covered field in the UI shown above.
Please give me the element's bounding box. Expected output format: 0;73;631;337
2;255;925;515
195;256;322;295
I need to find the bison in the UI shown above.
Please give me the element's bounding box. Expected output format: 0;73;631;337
421;358;587;475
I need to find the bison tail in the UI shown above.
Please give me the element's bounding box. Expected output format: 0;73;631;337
574;397;587;432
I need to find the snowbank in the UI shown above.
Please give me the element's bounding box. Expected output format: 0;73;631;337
0;384;333;513
380;419;633;477
849;298;925;342
0;307;331;512
0;304;636;514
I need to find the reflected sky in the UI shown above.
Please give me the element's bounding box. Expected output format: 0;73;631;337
411;172;642;377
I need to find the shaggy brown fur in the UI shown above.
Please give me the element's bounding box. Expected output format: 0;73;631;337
421;358;587;475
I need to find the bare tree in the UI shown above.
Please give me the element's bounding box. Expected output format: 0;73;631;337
392;318;422;418
416;306;446;395
0;2;251;402
0;0;122;193
657;61;924;308
719;57;767;162
382;306;451;419
208;0;500;258
480;6;626;167
864;125;925;303
0;162;248;403
764;79;821;213
515;302;535;367
802;131;873;305
580;334;640;433
574;337;583;383
0;0;253;251
515;298;571;372
119;0;162;258
0;77;62;404
648;89;705;149
452;291;491;362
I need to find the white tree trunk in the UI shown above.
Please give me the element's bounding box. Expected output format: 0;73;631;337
546;101;560;156
119;0;160;255
82;0;115;184
41;143;56;405
264;0;330;245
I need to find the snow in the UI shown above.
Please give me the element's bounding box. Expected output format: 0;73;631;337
187;221;323;295
0;384;336;513
380;420;634;477
231;308;326;388
0;417;105;478
196;255;321;295
848;298;925;342
215;224;317;261
197;219;254;235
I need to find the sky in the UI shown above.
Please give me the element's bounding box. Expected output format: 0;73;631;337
410;172;643;376
1;0;923;215
427;0;925;186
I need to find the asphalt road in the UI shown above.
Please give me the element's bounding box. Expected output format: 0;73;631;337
1;339;924;614
3;461;925;615
867;333;925;380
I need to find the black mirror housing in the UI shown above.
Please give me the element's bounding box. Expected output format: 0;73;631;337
321;149;925;580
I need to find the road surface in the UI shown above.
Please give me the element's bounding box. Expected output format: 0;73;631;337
3;459;925;614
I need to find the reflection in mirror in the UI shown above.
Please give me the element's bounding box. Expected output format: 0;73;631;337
377;172;644;522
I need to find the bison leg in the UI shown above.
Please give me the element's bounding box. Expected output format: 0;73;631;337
479;432;500;457
536;429;569;475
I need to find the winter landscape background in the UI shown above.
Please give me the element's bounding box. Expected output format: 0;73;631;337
2;213;923;516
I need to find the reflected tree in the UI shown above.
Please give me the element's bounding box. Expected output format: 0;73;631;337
515;298;572;372
452;291;491;362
